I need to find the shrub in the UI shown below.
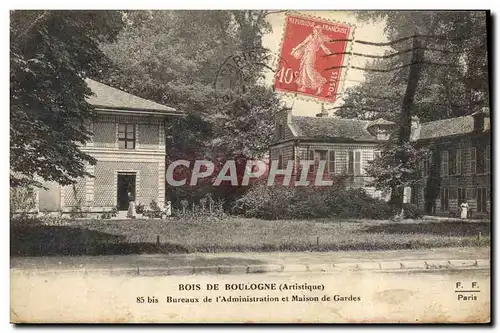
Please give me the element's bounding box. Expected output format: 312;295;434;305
233;181;394;220
10;186;36;217
231;182;296;220
143;200;164;218
149;200;162;212
403;203;425;219
136;203;145;214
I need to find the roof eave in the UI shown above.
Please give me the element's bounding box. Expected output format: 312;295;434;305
93;106;185;117
417;129;491;142
293;136;380;143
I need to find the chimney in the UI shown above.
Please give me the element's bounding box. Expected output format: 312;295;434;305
472;107;488;132
286;107;292;125
367;118;395;140
315;104;328;118
410;115;421;141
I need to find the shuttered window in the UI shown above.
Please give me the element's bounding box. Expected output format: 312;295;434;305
456;149;462;175
308;150;314;174
477;188;487;213
457;188;467;204
354;151;362;175
440;151;449;176
440;188;449;211
470;147;476;174
328;151;335;174
348;151;354;175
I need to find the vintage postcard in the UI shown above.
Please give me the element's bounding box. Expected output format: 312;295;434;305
10;10;491;324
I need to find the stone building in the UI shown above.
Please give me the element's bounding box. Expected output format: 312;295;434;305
36;79;184;214
411;109;491;218
269;108;491;218
270;109;392;199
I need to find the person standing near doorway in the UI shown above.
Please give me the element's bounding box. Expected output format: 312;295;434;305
127;190;137;219
460;200;469;219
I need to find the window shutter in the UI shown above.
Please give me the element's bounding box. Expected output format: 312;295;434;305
470;147;476;174
308;150;315;174
449;187;457;200
328;151;335;174
440;151;449;176
354;151;361;175
485;145;490;174
348;151;354;174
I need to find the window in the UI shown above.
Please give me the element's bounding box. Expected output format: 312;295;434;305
308;150;314;174
467;188;476;201
457;188;467;204
347;151;362;175
277;123;284;140
485;145;490;174
354;151;362;175
347;151;354;175
278;153;284;169
441;151;449;176
449;150;456;175
470;147;476;175
456;149;462;175
477;188;487;213
424;154;431;177
449;187;457;201
440;188;449;211
328;151;336;174
118;124;136;149
477;146;486;174
313;150;327;173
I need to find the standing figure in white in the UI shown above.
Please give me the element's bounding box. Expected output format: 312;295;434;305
460;201;469;219
165;201;172;217
291;25;333;95
127;191;137;219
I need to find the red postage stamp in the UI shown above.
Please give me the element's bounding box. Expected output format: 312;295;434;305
274;14;351;103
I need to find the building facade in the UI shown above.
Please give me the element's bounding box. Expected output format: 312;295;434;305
269;109;491;218
36;79;184;213
269;110;393;199
411;110;491;218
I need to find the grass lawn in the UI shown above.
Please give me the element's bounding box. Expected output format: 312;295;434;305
11;216;490;256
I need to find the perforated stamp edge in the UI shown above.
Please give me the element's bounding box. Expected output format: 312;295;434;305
272;11;357;106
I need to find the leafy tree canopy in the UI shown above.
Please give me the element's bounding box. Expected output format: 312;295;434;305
98;10;283;160
338;11;489;212
10;10;125;187
337;11;488;122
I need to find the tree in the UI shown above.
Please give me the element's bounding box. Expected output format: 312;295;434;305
339;11;488;213
10;10;125;187
97;11;284;204
337;11;489;121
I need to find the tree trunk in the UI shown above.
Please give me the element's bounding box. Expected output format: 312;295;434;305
390;35;425;213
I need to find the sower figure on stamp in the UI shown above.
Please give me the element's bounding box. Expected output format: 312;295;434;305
460;201;469;219
291;25;332;95
127;190;137;219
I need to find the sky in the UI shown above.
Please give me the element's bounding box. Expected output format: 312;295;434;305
262;11;389;117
